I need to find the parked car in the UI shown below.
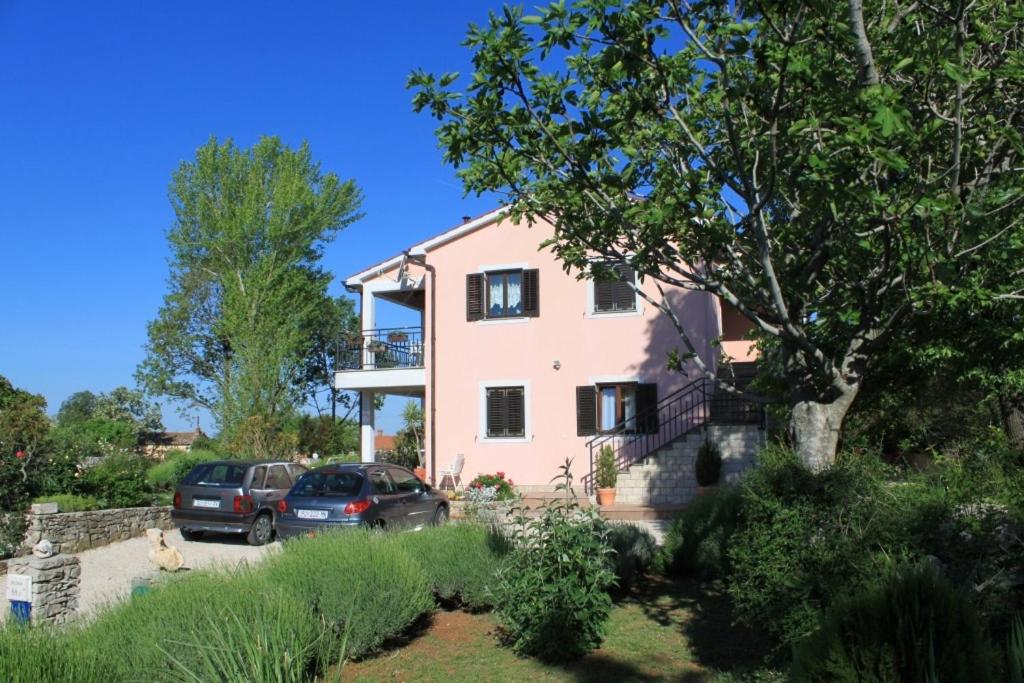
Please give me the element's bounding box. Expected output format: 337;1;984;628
276;463;448;539
171;460;307;545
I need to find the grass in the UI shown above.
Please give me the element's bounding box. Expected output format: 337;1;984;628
340;577;778;682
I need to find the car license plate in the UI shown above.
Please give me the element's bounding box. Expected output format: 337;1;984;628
193;499;220;509
297;509;328;520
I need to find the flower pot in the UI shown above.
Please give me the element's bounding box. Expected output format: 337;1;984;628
596;487;617;506
697;484;717;496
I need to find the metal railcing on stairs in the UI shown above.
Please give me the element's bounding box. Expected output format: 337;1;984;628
583;378;765;493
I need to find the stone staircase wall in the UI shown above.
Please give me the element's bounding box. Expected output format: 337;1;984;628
615;425;765;506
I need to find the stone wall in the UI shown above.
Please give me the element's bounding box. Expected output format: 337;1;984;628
21;504;174;556
615;425;765;506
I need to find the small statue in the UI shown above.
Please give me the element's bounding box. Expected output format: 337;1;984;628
32;539;55;558
146;528;184;572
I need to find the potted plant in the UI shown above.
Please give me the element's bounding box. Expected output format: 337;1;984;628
595;445;618;506
695;440;722;494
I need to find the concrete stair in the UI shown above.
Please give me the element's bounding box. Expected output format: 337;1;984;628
614;424;765;507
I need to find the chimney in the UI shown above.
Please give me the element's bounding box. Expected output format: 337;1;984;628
461;215;472;224
376;428;383;436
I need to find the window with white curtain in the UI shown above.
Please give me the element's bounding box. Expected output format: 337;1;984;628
486;270;524;318
599;383;638;432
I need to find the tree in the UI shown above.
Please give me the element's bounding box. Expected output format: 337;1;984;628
297;295;361;421
411;0;1024;469
55;390;98;427
137;136;363;453
0;375;51;511
58;387;163;431
394;401;424;469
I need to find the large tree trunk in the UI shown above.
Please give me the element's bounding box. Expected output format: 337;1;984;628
785;343;861;472
997;391;1024;451
790;392;858;472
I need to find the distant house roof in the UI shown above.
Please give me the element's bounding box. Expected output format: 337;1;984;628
374;430;396;452
138;428;206;448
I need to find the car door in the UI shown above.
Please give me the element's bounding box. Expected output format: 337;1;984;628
262;464;293;509
366;467;401;526
387;466;434;528
248;465;272;511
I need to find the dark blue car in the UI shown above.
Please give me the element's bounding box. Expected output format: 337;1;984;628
275;463;449;538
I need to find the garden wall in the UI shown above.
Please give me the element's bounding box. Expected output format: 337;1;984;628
19;504;173;557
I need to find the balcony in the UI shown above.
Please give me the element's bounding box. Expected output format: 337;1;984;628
334;327;425;394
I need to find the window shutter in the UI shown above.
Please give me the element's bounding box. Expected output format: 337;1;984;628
576;386;597;436
486;388;506;437
522;269;539;317
614;265;637;311
636;383;658;434
506;387;525;436
466;273;484;321
594;279;614;312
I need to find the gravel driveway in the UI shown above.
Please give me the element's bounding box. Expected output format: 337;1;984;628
1;529;277;623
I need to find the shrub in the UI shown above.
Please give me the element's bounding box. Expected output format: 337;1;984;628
660;484;743;579
605;523;657;593
726;447;910;645
1008;615;1024;683
695;440;723;486
31;493;100;512
48;418;137;460
595;445;617;489
77;453;154;508
791;563;996;682
0;510;26;559
399;523;511;609
145;449;219;491
494;460;616;661
265;529;434;660
468;471;516;500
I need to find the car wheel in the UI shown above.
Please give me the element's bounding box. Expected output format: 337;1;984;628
432;505;449;526
247;513;273;546
180;528;203;541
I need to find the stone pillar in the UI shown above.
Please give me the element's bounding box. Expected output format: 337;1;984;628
6;553;80;625
20;502;58;554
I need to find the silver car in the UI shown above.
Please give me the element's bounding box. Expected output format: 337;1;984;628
171;460;307;545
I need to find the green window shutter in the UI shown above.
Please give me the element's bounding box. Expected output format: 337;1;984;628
576;385;597;436
466;273;484;321
636;383;658;434
522;269;540;317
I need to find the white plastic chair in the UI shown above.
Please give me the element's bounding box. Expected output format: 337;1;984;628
438;453;465;492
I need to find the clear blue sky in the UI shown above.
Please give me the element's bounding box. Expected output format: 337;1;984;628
0;1;500;434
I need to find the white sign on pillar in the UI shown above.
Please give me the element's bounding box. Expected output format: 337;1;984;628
6;574;32;602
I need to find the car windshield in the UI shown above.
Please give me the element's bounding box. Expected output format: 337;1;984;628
182;463;248;487
291;471;363;498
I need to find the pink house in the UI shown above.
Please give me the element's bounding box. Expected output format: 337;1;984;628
338;208;763;504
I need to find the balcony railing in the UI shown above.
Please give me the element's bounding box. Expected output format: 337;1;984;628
337;327;424;371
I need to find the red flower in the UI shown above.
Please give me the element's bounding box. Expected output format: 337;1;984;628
497;471;505;479
508;479;514;486
14;450;26;459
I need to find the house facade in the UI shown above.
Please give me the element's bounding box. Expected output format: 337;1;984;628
338;208;761;500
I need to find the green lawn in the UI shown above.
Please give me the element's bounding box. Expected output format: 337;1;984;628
338;578;777;682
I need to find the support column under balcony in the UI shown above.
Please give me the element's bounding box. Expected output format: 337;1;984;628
360;390;376;463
